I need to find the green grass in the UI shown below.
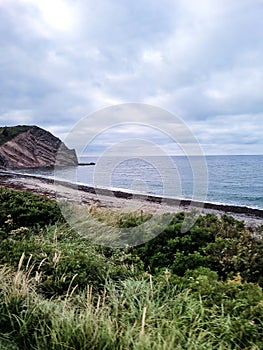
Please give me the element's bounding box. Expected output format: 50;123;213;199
0;265;262;350
0;187;262;349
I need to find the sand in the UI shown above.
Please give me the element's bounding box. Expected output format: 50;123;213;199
0;170;262;227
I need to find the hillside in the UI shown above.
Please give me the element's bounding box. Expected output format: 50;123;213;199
0;125;78;168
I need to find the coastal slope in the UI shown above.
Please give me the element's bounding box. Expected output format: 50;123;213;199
0;125;78;168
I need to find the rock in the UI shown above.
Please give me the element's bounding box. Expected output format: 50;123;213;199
0;125;78;169
78;162;96;166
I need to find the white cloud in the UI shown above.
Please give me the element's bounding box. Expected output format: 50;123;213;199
141;50;163;65
191;114;263;154
0;109;34;125
31;0;76;32
0;0;263;154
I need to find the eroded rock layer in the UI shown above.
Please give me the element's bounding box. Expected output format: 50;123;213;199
0;126;78;168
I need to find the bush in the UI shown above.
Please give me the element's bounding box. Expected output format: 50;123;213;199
130;212;263;286
0;188;63;235
0;224;132;297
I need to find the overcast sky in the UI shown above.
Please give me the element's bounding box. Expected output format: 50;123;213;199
0;0;263;155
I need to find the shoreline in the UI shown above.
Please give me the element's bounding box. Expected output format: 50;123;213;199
0;170;262;226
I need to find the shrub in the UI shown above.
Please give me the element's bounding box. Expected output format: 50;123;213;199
0;188;63;235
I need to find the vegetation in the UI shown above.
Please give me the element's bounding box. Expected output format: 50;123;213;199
0;125;32;146
0;187;262;349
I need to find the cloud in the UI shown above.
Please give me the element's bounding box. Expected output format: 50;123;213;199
0;109;34;125
0;0;262;154
192;114;263;154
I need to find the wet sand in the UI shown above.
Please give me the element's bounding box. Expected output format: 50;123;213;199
0;170;262;227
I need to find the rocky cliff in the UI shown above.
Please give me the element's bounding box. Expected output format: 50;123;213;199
0;125;78;169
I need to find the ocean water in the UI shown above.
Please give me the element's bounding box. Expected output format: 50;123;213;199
18;155;263;210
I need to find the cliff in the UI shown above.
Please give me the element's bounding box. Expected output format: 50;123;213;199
0;125;78;169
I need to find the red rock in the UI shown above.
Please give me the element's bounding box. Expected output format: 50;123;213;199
0;126;77;169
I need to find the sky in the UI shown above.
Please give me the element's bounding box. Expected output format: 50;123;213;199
0;0;263;155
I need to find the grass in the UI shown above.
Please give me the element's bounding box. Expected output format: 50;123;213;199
0;263;262;350
0;125;33;146
0;187;263;349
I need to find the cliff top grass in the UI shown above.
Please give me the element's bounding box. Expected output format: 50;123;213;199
0;125;33;146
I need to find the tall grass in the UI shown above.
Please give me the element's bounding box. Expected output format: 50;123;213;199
0;261;262;350
1;188;263;349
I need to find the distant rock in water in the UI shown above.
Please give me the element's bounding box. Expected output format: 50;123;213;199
0;125;78;169
78;162;96;166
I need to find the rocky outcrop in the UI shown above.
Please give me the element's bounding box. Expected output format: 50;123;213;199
0;125;78;169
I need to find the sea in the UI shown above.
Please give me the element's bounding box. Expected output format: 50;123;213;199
16;155;263;210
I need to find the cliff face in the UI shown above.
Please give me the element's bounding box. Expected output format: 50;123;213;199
0;126;78;169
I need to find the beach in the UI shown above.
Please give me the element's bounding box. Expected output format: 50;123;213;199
0;170;262;227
